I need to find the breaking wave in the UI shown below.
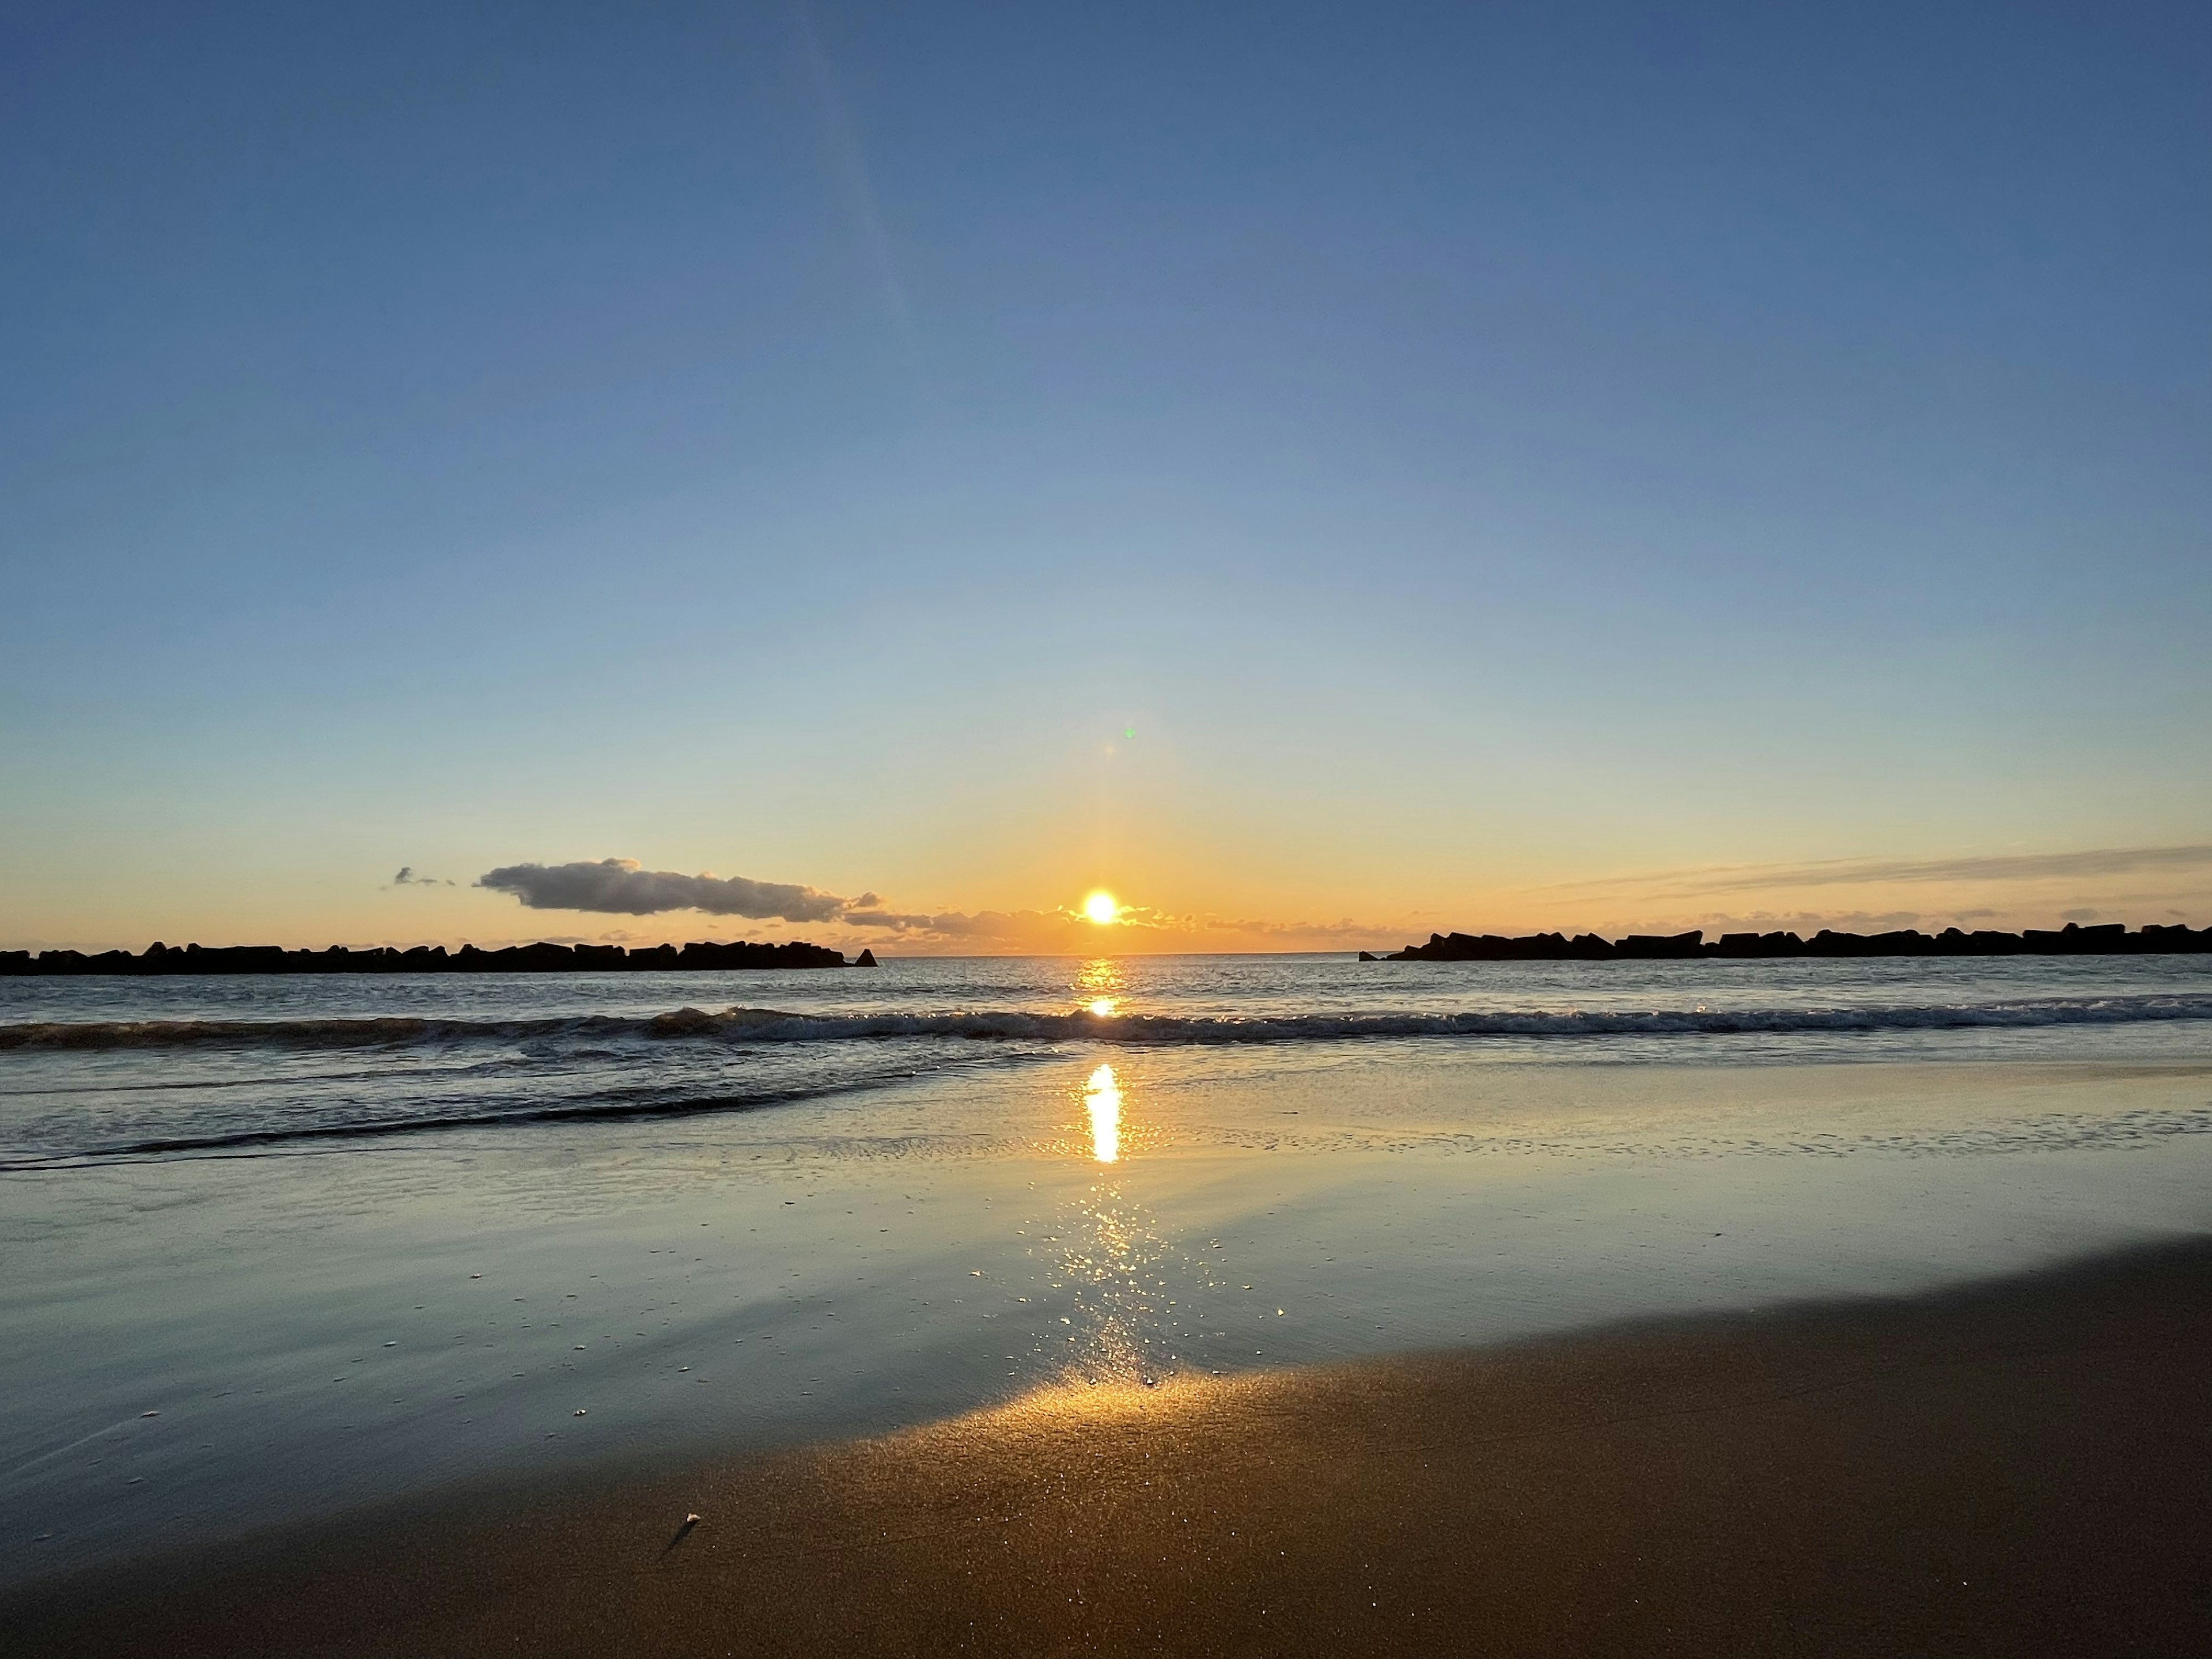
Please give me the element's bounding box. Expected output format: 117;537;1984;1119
7;994;2212;1054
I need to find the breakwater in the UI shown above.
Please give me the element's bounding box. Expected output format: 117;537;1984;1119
0;939;853;976
1381;921;2211;961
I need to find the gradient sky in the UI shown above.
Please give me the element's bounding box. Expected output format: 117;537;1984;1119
3;1;2208;953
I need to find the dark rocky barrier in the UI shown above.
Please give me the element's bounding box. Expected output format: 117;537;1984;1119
1387;921;2212;961
0;940;849;976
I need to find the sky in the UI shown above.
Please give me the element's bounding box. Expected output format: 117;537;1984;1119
3;1;2208;954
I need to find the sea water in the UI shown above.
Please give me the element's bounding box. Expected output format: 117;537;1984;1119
5;953;2211;1587
6;953;2211;1164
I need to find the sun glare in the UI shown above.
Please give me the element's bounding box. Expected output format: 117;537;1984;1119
1082;890;1119;925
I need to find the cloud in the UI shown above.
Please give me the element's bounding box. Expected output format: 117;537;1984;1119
468;863;1391;948
391;866;453;888
828;902;1405;953
1544;842;2212;898
794;2;911;335
843;910;953;931
477;859;848;922
1209;915;1381;942
842;906;1037;937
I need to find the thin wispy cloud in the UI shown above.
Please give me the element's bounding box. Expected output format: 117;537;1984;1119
1541;843;2212;897
793;1;911;339
838;902;1396;952
843;907;992;934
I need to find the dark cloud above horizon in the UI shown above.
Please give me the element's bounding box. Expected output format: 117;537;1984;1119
478;859;847;922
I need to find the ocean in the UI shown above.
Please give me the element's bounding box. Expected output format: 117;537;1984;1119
6;952;2212;1588
6;952;2212;1165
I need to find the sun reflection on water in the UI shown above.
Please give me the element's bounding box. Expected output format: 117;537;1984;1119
1085;1063;1121;1164
1006;1058;1243;1391
1071;957;1124;1017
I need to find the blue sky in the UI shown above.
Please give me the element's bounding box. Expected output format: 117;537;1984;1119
3;1;2207;950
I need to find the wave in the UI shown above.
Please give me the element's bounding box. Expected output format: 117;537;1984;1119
0;1082;843;1168
0;1013;638;1051
7;994;2212;1054
646;997;2212;1042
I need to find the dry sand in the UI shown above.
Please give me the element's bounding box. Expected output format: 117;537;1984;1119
9;1237;2211;1657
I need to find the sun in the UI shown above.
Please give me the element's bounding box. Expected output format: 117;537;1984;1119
1082;889;1119;925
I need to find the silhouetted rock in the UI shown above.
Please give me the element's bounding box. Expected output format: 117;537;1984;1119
1713;931;1804;957
1869;930;1936;956
1390;930;1603;962
2141;923;2212;953
2019;921;2128;954
0;937;848;974
6;921;2207;977
1362;920;2211;964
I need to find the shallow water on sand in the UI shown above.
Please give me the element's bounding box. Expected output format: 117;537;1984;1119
6;1014;2212;1588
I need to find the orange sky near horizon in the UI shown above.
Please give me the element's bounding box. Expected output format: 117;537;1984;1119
9;839;2209;956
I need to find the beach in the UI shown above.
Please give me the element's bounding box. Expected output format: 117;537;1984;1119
11;3;2207;1646
9;1235;2211;1657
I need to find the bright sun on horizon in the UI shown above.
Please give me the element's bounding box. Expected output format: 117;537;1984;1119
1082;890;1119;925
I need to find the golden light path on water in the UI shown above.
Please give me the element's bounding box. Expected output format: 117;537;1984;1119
1020;967;1246;1389
1075;957;1122;1024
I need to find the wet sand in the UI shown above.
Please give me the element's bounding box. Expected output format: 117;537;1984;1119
10;1236;2210;1658
19;1054;2209;1586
